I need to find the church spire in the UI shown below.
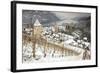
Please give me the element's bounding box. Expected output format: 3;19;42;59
34;19;42;26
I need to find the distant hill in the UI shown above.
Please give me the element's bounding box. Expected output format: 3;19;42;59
22;10;60;26
22;10;91;29
71;16;91;28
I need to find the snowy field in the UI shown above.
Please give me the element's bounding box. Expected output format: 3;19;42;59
22;42;85;63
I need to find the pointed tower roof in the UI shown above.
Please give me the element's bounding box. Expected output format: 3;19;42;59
34;19;42;26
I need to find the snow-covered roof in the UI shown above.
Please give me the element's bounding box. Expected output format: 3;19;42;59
34;19;42;26
64;39;75;45
83;37;88;41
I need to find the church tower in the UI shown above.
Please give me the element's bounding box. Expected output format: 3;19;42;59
32;19;43;58
32;19;43;39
